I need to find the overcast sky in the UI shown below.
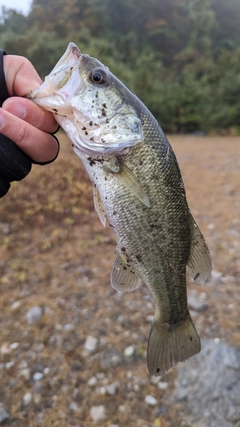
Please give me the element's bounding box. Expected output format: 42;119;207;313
0;0;31;15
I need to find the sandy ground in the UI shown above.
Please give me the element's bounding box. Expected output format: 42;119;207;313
0;133;239;426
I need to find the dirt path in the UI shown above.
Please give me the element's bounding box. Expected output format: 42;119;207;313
0;134;239;426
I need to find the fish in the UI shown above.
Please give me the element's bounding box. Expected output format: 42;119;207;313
28;43;211;375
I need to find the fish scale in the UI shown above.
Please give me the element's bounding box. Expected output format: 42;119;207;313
28;42;211;375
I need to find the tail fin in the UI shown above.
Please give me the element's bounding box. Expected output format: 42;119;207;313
147;315;200;376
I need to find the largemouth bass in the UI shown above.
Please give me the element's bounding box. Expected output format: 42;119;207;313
28;43;211;375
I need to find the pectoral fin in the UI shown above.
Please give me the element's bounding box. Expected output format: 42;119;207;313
116;164;150;208
92;185;107;227
187;214;212;285
110;251;141;293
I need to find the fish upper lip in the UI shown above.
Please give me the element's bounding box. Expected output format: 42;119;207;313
51;42;81;73
29;43;82;101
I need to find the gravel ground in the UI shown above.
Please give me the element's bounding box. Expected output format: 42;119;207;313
0;133;240;426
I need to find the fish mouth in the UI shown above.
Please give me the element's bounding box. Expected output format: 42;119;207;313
49;42;81;77
28;42;82;104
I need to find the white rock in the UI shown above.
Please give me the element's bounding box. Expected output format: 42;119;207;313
10;301;21;311
63;323;74;331
158;381;168;390
33;372;43;381
5;361;14;370
20;368;31;381
43;367;49;376
9;342;19;350
105;383;118;396
23;392;32;406
98;386;106;396
90;405;106;422
0;404;9;423
145;395;157;406
124;345;135;357
69;402;80;412
151;375;161;385
84;335;98;352
118;405;125;413
26;306;43;324
88;376;97;387
0;344;10;355
96;372;105;380
108;425;119;427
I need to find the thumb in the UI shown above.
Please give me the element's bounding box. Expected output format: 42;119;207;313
3;55;42;97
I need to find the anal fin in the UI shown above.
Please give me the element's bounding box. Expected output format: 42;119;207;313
187;214;212;285
110;251;141;293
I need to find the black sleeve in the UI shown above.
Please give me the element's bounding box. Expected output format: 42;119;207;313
0;49;32;197
0;49;59;198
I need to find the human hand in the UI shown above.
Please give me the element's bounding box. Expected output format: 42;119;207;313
2;54;59;163
0;51;59;197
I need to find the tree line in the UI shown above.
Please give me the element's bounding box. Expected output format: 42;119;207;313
0;0;240;134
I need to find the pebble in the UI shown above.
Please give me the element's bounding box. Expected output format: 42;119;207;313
151;376;161;385
118;405;125;413
22;392;32;406
20;368;31;381
9;342;19;350
10;301;21;311
69;402;80;412
188;290;208;312
43;367;49;376
124;345;135;357
158;381;168;390
90;405;106;422
84;335;98;352
88;376;97;387
98;386;106;396
0;404;10;423
145;395;157;406
108;425;119;427
5;361;14;370
210;270;222;286
105;383;118;396
96;372;105;380
33;372;43;381
0;344;10;356
63;323;74;331
33;394;42;405
26;306;43;324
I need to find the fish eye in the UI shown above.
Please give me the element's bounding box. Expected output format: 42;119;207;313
89;68;108;85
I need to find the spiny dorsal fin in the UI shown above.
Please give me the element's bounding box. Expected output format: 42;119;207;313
110;251;141;293
187;214;211;285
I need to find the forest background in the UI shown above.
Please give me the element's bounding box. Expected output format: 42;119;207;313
0;0;240;134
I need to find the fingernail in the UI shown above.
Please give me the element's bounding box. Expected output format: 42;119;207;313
4;101;26;119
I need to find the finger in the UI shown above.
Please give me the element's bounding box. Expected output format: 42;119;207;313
3;55;42;96
0;108;59;163
3;97;59;134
